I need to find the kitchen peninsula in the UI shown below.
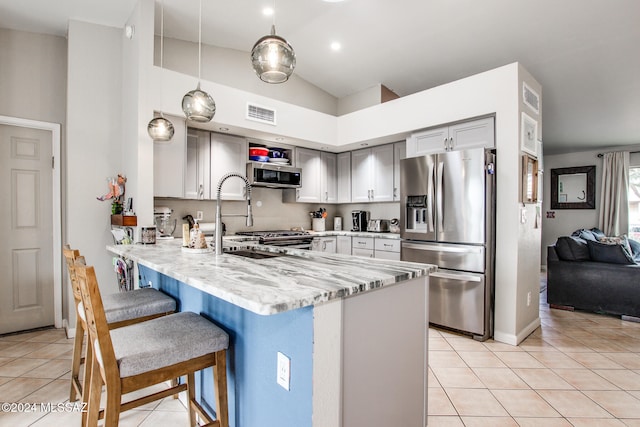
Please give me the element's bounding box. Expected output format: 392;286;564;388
107;240;433;427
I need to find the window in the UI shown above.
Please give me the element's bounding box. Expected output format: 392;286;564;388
629;166;640;240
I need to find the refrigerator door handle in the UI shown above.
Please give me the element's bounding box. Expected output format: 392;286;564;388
430;271;482;282
436;160;444;233
428;162;435;232
402;242;483;254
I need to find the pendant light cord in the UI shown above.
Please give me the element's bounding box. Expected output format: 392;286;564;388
198;0;202;82
159;0;165;116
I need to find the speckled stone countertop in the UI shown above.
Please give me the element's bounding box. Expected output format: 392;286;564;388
308;231;401;239
107;239;433;316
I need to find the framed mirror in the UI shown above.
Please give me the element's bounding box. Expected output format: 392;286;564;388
522;154;538;203
550;165;596;209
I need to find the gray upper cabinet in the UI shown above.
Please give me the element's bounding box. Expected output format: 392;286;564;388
153;114;187;198
210;133;248;200
406;117;495;157
294;147;323;203
337;152;351;203
184;130;211;200
352;144;395;202
393;141;406;201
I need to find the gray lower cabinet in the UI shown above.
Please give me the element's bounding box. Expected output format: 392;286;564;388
311;237;336;253
374;238;401;260
336;236;351;255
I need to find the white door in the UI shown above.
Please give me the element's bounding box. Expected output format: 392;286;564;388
320;152;337;203
0;125;54;334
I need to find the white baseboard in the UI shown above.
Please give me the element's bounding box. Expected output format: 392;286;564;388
493;317;541;346
64;318;76;339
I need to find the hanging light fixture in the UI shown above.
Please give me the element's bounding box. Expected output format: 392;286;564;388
148;0;174;142
251;0;296;84
182;0;216;122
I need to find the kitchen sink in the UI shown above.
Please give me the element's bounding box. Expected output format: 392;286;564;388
226;249;286;259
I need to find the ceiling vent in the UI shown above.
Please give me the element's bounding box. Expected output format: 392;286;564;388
522;82;540;114
246;103;277;126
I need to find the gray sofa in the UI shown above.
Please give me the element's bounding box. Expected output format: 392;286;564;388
547;228;640;319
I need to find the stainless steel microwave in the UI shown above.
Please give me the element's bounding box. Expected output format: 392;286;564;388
246;162;302;188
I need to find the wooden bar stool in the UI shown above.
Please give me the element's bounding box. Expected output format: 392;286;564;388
74;258;229;427
63;246;177;403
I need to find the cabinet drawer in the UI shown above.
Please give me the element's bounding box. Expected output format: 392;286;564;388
374;238;400;253
374;250;401;261
352;248;374;258
352;237;374;250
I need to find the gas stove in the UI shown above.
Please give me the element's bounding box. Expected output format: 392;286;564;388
235;230;313;248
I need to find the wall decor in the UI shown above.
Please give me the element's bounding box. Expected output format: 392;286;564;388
550;165;596;209
521;112;538;156
522;154;538;203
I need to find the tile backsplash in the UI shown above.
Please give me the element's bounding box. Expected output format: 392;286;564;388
155;187;400;235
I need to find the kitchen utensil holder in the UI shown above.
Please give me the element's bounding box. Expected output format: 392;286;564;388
312;218;325;232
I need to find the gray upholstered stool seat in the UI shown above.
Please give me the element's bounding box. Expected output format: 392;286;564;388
108;311;229;378
103;288;176;325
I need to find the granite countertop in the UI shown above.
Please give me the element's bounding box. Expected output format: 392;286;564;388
107;239;433;316
308;231;401;239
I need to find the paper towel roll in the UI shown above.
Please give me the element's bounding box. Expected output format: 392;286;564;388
198;222;216;235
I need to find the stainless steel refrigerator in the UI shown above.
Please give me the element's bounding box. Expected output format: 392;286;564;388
400;148;495;341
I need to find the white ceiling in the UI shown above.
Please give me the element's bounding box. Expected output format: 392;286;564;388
1;0;639;154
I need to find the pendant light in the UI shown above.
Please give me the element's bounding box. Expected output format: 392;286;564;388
182;0;216;122
251;0;296;84
148;0;175;142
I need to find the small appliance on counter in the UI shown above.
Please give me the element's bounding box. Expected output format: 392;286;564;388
367;219;390;233
153;206;176;239
351;210;369;232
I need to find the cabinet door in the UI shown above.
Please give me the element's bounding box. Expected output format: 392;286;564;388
321;152;337;203
337;152;351;203
373;250;401;261
295;148;322;203
210;133;247;200
393;141;406;201
154;114;186;198
449;117;495;150
184;130;210;200
337;236;351;255
322;237;337;253
352;248;374;258
351;148;371;202
371;144;394;202
406;126;448;157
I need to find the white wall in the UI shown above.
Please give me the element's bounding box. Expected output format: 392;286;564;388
66;20;123;318
0;28;69;324
337;84;383;116
159;37;338;116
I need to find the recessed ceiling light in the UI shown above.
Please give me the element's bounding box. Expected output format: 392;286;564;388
330;41;341;51
263;7;274;16
219;127;229;131
275;137;285;141
360;143;369;146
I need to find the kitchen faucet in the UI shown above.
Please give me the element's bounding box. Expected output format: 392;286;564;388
215;173;253;255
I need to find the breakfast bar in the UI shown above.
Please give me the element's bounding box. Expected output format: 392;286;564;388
107;240;433;427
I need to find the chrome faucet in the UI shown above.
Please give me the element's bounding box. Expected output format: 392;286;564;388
215;173;253;255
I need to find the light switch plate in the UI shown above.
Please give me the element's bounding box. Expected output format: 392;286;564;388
277;352;290;391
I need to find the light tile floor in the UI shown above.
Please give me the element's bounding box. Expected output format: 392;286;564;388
1;289;639;426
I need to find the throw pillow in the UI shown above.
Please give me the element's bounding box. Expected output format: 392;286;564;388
590;228;606;239
599;234;632;255
572;229;599;242
628;238;640;262
555;236;590;261
587;239;636;265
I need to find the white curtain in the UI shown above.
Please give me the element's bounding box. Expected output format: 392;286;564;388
598;151;629;236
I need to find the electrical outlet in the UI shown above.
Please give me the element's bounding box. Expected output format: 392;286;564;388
196;211;204;221
277;352;290;391
527;291;531;306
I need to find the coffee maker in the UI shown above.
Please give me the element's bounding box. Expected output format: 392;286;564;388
351;210;370;232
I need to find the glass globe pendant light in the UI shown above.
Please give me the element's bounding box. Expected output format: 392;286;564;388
251;1;296;84
182;0;216;122
148;0;174;142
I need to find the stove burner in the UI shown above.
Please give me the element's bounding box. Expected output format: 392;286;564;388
235;230;312;248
